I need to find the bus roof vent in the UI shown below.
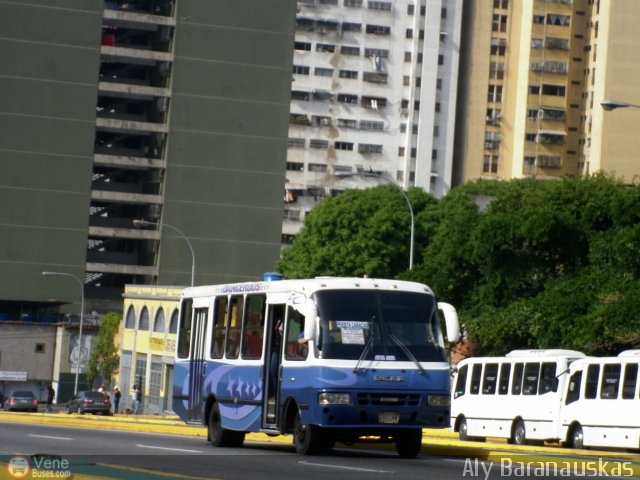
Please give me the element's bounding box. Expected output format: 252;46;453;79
506;349;586;358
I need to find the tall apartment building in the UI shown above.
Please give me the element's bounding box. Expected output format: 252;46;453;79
283;0;462;242
455;0;640;184
0;0;296;315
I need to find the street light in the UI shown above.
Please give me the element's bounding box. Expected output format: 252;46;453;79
133;219;195;286
42;271;85;395
334;171;415;270
601;100;640;111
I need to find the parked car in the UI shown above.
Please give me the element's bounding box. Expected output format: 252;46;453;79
3;390;38;412
66;391;111;415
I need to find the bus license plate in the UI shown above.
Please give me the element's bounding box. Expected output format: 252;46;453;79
378;412;400;424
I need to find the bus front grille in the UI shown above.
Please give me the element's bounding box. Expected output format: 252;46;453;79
356;393;421;406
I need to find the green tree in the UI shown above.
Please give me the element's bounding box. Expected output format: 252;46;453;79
277;185;436;278
87;312;121;387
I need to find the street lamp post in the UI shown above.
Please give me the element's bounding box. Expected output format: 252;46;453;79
334;171;414;270
133;219;195;286
42;271;85;395
601;100;640;111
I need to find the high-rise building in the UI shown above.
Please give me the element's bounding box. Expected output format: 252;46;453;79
283;0;462;243
0;1;296;315
454;0;640;184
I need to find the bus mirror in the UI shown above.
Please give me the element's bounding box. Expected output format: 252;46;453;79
438;302;460;343
304;301;317;341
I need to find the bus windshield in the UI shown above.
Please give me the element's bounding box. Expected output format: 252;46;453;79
315;290;445;362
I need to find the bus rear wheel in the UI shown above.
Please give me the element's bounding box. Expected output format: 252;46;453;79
395;429;423;458
568;424;584;450
208;403;245;448
458;417;469;441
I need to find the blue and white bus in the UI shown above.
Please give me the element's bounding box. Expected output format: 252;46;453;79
172;276;460;457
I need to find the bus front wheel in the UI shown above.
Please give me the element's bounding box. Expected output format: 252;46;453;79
395;429;423;458
208;403;245;448
293;410;325;455
458;417;469;441
510;420;526;445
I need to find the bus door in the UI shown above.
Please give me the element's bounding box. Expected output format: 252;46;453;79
263;304;285;427
187;306;208;423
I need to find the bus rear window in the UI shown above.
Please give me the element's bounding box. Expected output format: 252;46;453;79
600;364;621;399
622;364;638;399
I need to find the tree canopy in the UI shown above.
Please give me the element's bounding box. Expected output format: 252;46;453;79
277;174;640;356
87;311;121;387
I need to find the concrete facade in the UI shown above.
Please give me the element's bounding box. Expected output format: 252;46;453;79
0;1;297;319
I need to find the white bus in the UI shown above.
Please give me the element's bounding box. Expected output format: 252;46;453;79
173;276;460;457
560;350;640;450
451;349;585;444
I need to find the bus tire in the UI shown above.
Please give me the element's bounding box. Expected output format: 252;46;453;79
510;419;526;445
458;417;469;441
568;423;584;450
395;429;423;458
209;402;244;448
293;410;323;455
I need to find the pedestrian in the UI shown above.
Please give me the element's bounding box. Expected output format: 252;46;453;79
46;384;55;412
112;386;121;414
132;385;142;414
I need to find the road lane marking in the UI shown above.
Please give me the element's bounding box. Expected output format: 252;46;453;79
29;434;73;441
136;444;203;453
299;461;393;473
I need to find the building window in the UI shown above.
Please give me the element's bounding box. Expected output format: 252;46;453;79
337;93;358;104
398;147;405;156
337;118;358;129
334;141;354;151
406;29;413;39
358;143;383;154
493;0;508;8
341;45;360;56
344;0;362;6
488;85;503;102
308;163;328;172
342;22;362;32
363;72;387;84
368;1;391;11
286;161;304;171
153;308;165;333
294;41;311;51
432;149;438;160
35;343;45;353
125;306;136;329
542;84;566;96
365;24;391;35
404;51;411;62
407;4;414;14
438;55;444;65
359;120;385;131
364;48;389;59
314;67;333;77
288;138;306;148
547;14;570;26
339;70;358;79
492;14;508;32
316;43;335;53
292;65;310;75
483;155;498;174
525;133;537;142
309;139;329;149
169;309;178;334
139;307;149;331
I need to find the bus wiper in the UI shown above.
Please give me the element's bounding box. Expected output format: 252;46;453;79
389;335;425;375
353;328;375;373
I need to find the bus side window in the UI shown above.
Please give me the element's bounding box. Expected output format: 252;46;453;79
482;363;498;394
600;364;621;399
177;299;193;359
284;306;307;361
585;364;600;399
470;364;482;395
454;365;468;399
498;363;511;395
565;371;582;405
241;294;266;359
511;363;524;395
622;363;638;399
225;295;243;359
523;363;540;395
211;297;227;359
539;362;557;394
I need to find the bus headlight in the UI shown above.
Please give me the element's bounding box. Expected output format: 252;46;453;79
427;395;450;407
318;393;351;405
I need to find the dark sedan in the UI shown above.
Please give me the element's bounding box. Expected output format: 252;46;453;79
4;390;38;412
66;391;111;415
